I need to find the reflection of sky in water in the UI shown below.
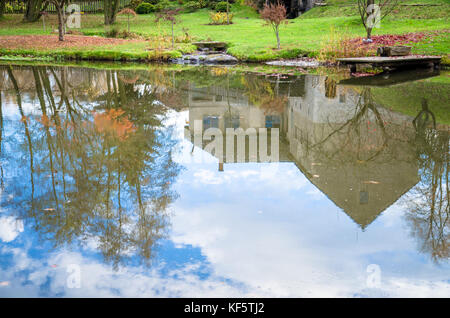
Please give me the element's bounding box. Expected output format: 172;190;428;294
1;67;449;298
0;109;448;298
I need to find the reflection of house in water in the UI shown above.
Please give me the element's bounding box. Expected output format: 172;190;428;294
185;75;420;229
284;76;420;229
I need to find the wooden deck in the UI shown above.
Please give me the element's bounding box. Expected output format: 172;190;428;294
337;55;442;72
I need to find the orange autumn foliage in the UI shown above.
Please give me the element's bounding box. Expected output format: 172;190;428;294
94;109;136;141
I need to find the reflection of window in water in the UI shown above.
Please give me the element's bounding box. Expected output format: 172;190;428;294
225;115;240;129
265;115;281;128
360;191;369;205
203;116;219;129
339;94;346;103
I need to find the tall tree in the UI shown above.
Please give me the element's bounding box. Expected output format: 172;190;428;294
104;0;120;25
24;0;48;22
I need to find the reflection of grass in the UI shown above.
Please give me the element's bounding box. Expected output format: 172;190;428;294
371;73;450;125
0;1;448;62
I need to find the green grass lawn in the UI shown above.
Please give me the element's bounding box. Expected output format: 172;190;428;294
0;0;448;62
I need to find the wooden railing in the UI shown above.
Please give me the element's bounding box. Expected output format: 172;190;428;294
5;0;132;14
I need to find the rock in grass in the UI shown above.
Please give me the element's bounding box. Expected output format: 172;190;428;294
172;52;238;65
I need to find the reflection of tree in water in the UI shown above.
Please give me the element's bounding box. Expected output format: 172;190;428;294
0;80;3;190
324;77;337;99
310;88;390;164
241;73;288;115
405;100;449;262
2;66;181;269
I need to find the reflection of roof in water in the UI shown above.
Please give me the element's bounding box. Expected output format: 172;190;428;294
286;106;420;229
290;154;419;229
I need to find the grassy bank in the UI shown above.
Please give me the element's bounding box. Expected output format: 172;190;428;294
0;0;448;62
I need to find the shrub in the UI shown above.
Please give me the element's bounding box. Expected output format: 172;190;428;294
209;0;234;8
209;11;233;24
136;3;155;14
128;0;143;10
143;0;158;4
215;1;229;12
105;28;120;38
318;27;374;62
184;1;201;12
155;0;178;12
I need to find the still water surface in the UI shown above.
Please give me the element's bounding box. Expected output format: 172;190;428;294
0;64;448;297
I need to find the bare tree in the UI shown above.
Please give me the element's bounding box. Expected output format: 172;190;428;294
155;8;182;50
260;1;288;50
48;0;67;41
118;8;137;33
357;0;400;40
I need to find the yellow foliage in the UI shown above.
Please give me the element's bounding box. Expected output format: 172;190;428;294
209;12;233;25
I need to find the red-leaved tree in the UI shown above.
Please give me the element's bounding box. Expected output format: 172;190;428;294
260;1;288;50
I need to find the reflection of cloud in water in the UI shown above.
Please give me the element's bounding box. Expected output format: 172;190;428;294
0;216;24;242
1;239;448;297
169;164;450;297
0;65;449;297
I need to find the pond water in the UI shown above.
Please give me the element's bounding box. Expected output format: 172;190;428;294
0;63;448;297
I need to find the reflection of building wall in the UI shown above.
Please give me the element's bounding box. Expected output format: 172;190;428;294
186;82;291;163
188;83;267;133
285;76;420;228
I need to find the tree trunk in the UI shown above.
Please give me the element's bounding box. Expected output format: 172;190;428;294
171;22;174;49
366;26;373;40
24;0;47;22
226;0;229;24
104;0;120;25
366;0;375;39
0;0;6;19
57;6;64;41
275;26;280;49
